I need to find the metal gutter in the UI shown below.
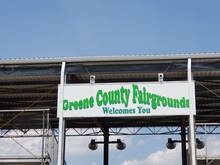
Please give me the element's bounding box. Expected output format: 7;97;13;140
0;53;220;65
0;109;50;112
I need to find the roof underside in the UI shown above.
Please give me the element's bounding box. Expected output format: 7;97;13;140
0;54;220;129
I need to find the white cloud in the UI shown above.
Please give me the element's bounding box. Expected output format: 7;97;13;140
65;135;133;156
0;137;42;156
65;136;98;156
121;159;145;165
147;147;180;164
121;144;181;165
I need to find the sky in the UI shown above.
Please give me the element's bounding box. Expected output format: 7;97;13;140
1;0;220;59
64;133;183;165
0;0;220;164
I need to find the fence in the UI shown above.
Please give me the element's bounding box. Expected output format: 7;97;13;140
196;124;220;165
0;109;51;165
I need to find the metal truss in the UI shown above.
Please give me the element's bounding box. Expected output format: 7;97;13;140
52;125;220;137
196;124;220;135
2;124;220;138
0;128;50;138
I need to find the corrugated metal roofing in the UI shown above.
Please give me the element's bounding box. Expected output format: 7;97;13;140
0;53;220;129
0;52;220;64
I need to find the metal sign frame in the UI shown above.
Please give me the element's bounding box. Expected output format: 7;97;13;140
57;58;197;165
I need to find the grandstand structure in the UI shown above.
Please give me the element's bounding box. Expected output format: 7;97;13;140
0;53;220;165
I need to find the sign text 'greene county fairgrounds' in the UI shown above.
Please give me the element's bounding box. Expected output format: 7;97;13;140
57;82;195;118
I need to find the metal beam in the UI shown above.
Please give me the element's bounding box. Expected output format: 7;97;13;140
57;62;66;165
188;58;197;165
0;53;220;65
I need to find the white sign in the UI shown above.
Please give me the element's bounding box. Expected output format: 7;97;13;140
57;81;196;118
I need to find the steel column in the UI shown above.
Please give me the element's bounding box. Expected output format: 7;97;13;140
187;58;197;165
103;126;109;165
41;110;45;165
57;62;66;165
181;117;187;165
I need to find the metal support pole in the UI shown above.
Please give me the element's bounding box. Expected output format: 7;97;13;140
205;124;208;164
181;117;187;165
51;129;57;165
58;62;66;165
103;126;109;165
45;110;50;156
187;58;197;165
41;110;45;165
63;119;66;164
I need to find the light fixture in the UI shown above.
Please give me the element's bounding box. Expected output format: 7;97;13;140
166;138;205;150
90;75;95;84
166;138;176;149
196;138;205;149
88;139;98;150
158;73;164;83
116;139;126;150
88;139;126;151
